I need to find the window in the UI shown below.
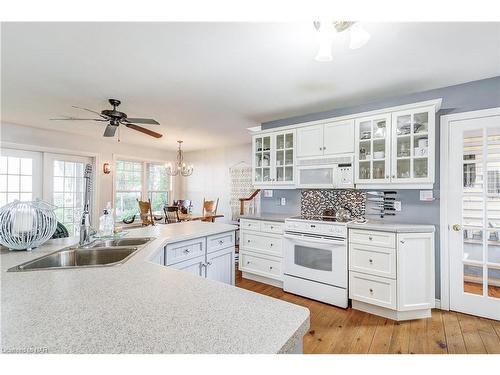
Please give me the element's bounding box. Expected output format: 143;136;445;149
114;159;170;221
0;149;42;206
148;163;169;213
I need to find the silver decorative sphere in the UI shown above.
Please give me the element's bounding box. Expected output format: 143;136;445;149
0;200;58;251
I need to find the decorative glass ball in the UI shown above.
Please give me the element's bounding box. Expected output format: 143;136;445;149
0;200;57;251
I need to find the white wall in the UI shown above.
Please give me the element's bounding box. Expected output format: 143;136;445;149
177;143;252;223
0;123;177;218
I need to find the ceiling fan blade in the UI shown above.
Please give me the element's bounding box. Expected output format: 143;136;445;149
125;124;163;138
124;118;160;125
72;105;108;119
103;124;119;137
50;117;107;121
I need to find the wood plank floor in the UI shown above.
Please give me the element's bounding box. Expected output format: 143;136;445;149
236;271;500;354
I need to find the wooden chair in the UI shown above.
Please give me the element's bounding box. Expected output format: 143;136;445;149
173;199;192;214
137;199;155;226
163;205;180;224
202;198;219;222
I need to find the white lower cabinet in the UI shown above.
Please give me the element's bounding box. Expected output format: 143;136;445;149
239;219;284;287
206;247;235;285
156;231;235;285
349;229;435;321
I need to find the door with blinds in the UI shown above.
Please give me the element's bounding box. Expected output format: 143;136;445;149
449;113;500;320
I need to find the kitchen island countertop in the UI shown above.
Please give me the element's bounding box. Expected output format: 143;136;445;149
1;221;309;354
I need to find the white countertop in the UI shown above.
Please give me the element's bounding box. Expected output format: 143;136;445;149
1;221;309;354
347;220;435;233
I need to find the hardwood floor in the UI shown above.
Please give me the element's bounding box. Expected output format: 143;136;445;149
236;271;500;354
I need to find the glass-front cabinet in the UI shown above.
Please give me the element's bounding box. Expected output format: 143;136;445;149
391;106;434;183
253;130;295;186
355;114;392;184
354;105;435;186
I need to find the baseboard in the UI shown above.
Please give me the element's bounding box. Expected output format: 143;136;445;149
242;272;283;288
435;299;441;309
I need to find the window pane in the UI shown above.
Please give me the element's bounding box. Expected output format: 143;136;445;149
0;157;7;174
7;175;19;192
149;192;168;212
20;158;32;175
115;191;141;220
7;157;20;174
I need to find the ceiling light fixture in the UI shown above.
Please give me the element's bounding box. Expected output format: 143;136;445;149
166;140;193;177
313;21;370;62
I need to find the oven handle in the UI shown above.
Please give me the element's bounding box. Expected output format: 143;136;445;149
284;233;346;246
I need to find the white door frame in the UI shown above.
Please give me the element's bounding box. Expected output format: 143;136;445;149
439;107;500;310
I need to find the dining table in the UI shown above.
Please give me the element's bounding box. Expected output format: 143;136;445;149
177;212;224;222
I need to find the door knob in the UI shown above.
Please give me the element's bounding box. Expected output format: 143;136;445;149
452;224;461;232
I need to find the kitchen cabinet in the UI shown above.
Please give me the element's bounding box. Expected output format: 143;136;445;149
391;106;435;184
253;130;295;187
206;247;235;285
348;228;435;321
354;105;436;187
239;219;284;287
296;119;354;158
355;113;392;184
160;232;235;285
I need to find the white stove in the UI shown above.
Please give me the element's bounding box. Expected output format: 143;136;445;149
283;216;349;308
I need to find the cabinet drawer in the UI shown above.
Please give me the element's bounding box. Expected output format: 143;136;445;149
165;238;205;266
240;252;282;279
349;243;396;279
349;229;395;248
207;231;235;253
241;232;282;257
240;219;261;232
261;221;284;234
349;271;397;309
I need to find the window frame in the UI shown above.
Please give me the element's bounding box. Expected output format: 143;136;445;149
113;155;172;222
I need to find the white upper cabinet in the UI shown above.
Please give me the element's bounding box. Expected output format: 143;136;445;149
297;125;323;157
323;120;355;155
253;130;296;187
391;106;435;184
355;113;392;184
297;120;355;158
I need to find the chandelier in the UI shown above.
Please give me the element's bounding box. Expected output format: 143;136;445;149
166;140;193;177
313;21;371;62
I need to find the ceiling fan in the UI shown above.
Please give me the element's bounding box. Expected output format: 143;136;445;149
51;99;163;138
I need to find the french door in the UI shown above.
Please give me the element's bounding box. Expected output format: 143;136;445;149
43;153;93;236
448;111;500;320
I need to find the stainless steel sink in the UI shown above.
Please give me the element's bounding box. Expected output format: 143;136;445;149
83;237;153;248
8;237;154;272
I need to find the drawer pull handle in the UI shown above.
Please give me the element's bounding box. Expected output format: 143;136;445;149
369;288;374;293
247;261;251;264
270;226;274;229
400;240;405;244
368;236;373;241
247;239;251;243
207;261;212;266
369;259;373;264
269;266;273;270
311;224;316;228
218;240;224;245
183;249;191;254
270;243;273;247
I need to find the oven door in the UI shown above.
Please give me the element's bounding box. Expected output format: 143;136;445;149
296;165;335;189
284;233;347;288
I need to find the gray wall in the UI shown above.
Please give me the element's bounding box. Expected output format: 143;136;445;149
260;76;500;300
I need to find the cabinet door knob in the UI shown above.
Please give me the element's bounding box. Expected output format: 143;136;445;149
247;261;251;264
385;175;389;179
369;288;374;293
247;239;251;243
319;147;322;150
270;243;273;247
207;261;212;266
400;240;405;244
218;240;224;245
368;236;373;241
269;266;273;270
369;259;373;264
270;226;274;229
323;146;326;150
452;224;461;231
183;249;190;253
392;175;396;178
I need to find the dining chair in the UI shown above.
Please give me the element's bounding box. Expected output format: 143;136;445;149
201;198;219;222
163;205;180;224
137;198;155;226
173;199;192;214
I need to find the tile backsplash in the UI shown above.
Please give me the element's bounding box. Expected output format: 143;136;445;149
301;189;366;218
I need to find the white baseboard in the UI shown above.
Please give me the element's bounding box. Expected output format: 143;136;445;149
435;299;441;309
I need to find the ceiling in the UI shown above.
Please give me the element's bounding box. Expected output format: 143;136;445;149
2;22;499;151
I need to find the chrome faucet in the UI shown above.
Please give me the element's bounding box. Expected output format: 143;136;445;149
79;164;96;246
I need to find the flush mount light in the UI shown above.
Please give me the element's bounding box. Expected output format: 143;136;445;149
313;21;370;62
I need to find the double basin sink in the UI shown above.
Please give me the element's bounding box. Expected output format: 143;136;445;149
8;237;154;272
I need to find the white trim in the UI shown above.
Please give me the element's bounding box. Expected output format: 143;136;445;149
434;299;441;309
251;98;443;135
439;106;500;312
356;183;435;190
